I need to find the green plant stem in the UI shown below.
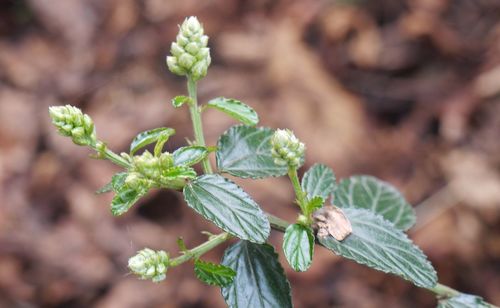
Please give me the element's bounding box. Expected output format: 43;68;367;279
187;77;212;174
169;232;231;267
267;214;290;232
92;143;130;168
288;167;306;212
428;283;460;298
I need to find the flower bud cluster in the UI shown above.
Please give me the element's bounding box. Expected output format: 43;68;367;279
49;105;96;146
166;16;211;81
128;151;195;190
128;248;169;283
132;151;173;180
271;129;305;168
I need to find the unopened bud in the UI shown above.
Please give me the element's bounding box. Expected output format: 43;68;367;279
128;248;169;283
166;16;211;81
49;105;96;146
271;129;305;168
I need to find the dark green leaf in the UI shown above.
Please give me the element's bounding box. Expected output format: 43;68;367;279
130;127;175;155
171;95;192;108
110;185;148;216
335;175;416;231
437;293;489;308
173;146;209;166
194;259;236;287
183;174;270;243
302;164;336;200
206;97;259;126
216;125;288;179
283;224;314;272
318;208;437;288
221;241;292;308
305;196;325;215
96;172;127;194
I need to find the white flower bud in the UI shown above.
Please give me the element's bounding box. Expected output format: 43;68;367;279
271;129;305;168
128;248;169;283
49;105;96;146
167;16;211;81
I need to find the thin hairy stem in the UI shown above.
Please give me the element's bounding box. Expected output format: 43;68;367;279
288;167;306;213
169;232;232;267
187;77;212;174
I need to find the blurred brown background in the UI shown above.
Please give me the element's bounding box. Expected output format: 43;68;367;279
1;0;500;307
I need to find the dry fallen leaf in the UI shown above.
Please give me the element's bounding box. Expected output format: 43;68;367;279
313;206;353;241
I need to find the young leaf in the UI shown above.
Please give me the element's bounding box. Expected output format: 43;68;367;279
335;175;416;231
172;146;209;166
302;164;336;200
96;172;128;194
437;293;489;308
221;241;292;308
130;127;175;155
111;185;148;216
318;208;437;288
216;125;288;179
183;174;270;243
206;97;259;126
171;95;192;108
194;259;236;287
305;196;325;215
283;224;314;272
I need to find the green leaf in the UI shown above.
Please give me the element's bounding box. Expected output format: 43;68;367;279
221;241;292;308
206;97;259;126
335;175;416;231
302;164;336;200
318;208;437;288
437;293;489;308
283;224;314;272
194;259;236;287
305;196;325;215
171;95;192;108
96;172;127;194
130;127;175;155
96;181;113;194
172;146;209;166
110;185;148;216
216;125;288;179
183;174;270;243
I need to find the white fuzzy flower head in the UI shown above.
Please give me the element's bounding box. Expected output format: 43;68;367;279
166;16;211;81
49;105;96;146
128;248;169;283
271;129;305;168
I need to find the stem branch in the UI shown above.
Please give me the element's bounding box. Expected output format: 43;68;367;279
92;143;130;168
169;232;231;267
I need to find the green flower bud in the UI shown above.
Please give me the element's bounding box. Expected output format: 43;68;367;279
133;151;160;179
128;248;169;283
166;16;211;81
49;105;96;146
271;129;305;168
